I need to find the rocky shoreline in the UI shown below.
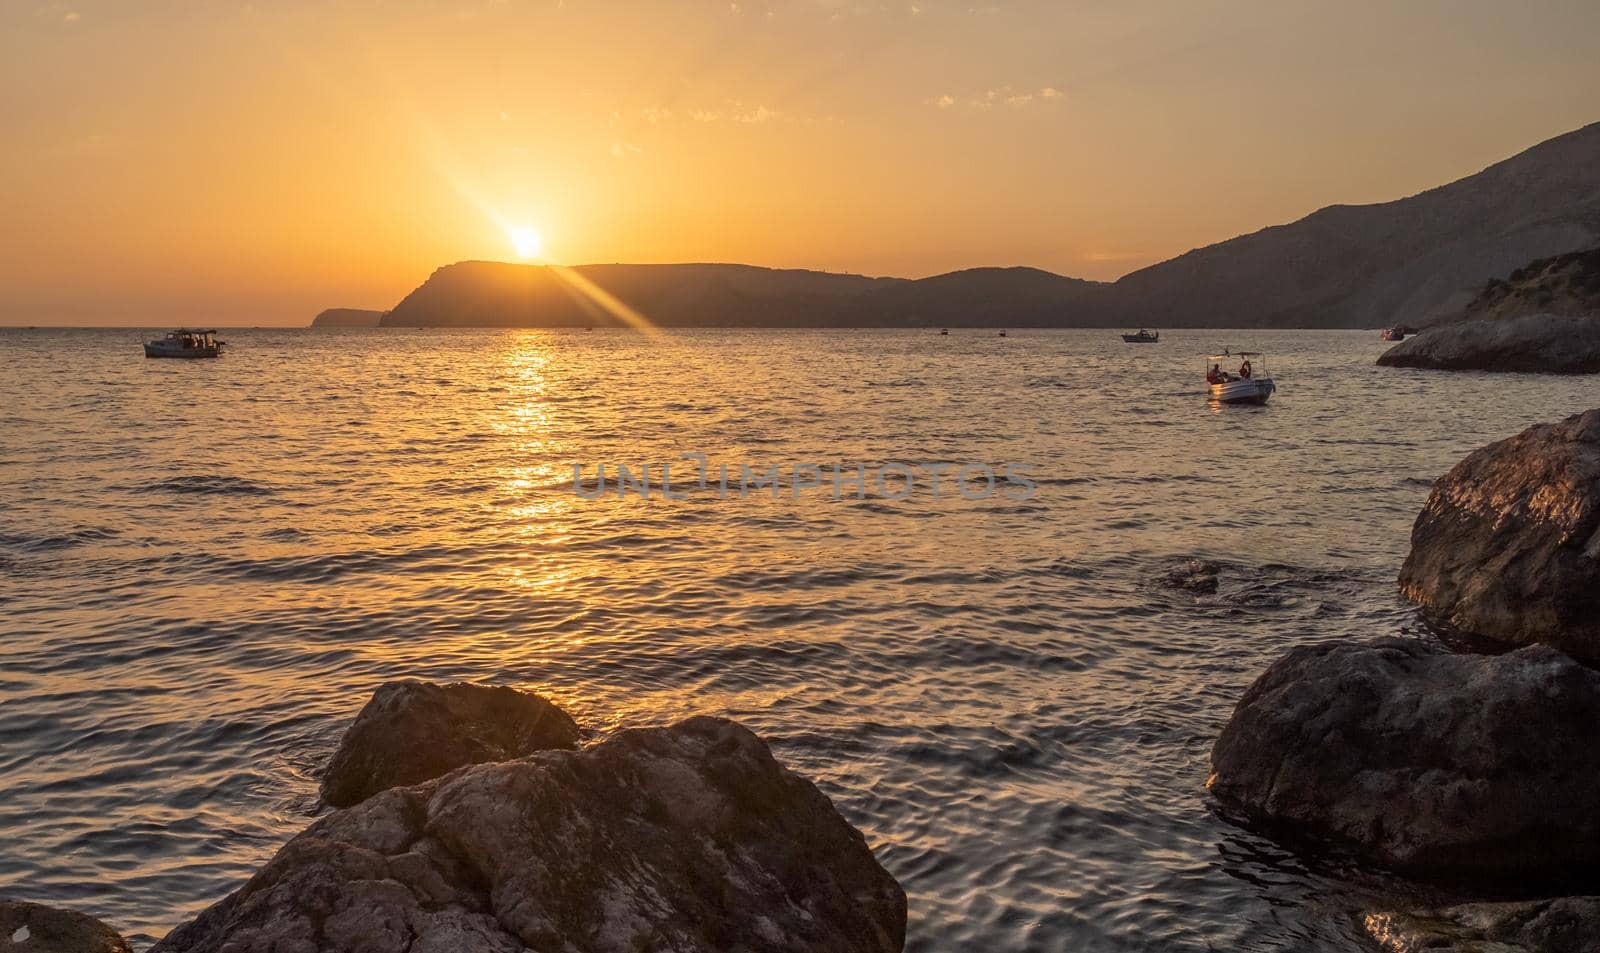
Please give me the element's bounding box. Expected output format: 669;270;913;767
1209;407;1600;951
7;687;905;953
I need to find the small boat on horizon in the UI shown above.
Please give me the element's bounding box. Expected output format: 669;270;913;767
998;330;1008;337
940;328;949;335
1205;350;1275;405
1121;329;1160;343
144;328;223;359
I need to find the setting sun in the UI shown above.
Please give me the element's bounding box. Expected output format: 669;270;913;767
506;225;544;260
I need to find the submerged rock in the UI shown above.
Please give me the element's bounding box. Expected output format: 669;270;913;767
1208;638;1600;880
1162;559;1221;594
0;900;131;953
320;680;580;808
1376;312;1600;372
1399;409;1600;658
1366;897;1600;953
157;716;906;953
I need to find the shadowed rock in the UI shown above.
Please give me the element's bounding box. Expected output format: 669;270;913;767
156;717;906;953
0;900;131;953
1366;897;1600;953
1399;409;1600;657
320;680;580;808
1209;638;1600;881
1376;313;1600;372
1162;559;1221;594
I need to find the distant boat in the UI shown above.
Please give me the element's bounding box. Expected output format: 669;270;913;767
939;328;949;335
998;330;1008;337
144;328;223;359
1380;327;1406;341
1121;329;1160;343
1205;350;1275;405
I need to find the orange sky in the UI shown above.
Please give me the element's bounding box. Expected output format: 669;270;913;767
4;0;1599;326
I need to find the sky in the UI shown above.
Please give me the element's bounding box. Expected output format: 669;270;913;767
3;0;1599;326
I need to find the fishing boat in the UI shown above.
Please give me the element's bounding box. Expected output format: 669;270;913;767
1121;329;1160;343
144;328;223;358
998;330;1008;337
1379;327;1406;341
1205;351;1275;405
940;328;949;336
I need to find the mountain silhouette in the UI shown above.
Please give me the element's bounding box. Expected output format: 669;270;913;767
370;121;1600;330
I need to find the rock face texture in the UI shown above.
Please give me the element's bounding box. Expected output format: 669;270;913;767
320;681;580;808
1398;410;1600;657
1376;313;1600;372
157;717;906;953
1208;638;1600;880
0;900;131;953
1365;897;1600;953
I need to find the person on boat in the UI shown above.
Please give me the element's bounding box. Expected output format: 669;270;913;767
1238;359;1252;379
1207;363;1225;385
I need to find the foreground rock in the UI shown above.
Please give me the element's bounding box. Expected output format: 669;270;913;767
1399;409;1600;658
1366;897;1600;953
1209;638;1600;880
1376;312;1600;372
320;680;580;808
0;900;131;953
158;717;905;953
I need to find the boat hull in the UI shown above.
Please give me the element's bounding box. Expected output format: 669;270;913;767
144;343;221;358
1121;335;1159;343
1209;378;1274;404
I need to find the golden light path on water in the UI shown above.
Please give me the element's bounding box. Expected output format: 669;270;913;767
3;326;1598;950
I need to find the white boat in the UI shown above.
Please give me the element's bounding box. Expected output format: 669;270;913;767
1205;350;1275;405
144;328;223;359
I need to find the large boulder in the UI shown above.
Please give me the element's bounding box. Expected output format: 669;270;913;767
1399;409;1600;657
0;900;131;953
1376;313;1600;372
320;681;580;808
1208;638;1600;880
1366;897;1600;953
157;717;906;953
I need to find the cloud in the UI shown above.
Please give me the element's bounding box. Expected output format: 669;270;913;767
930;85;1066;111
689;104;781;123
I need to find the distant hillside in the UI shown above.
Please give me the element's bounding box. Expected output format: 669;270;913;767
846;267;1102;327
380;262;907;328
365;121;1600;330
312;308;386;327
1105;121;1600;328
1456;247;1600;323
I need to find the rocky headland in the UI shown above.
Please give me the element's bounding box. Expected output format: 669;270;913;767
1377;247;1600;372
